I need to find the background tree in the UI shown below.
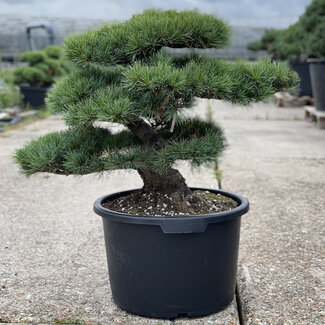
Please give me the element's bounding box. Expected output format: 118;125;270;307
14;10;298;206
13;45;73;87
248;0;325;60
302;0;325;58
247;29;282;53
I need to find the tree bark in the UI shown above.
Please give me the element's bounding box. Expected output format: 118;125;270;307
127;119;166;149
127;119;191;196
137;168;191;197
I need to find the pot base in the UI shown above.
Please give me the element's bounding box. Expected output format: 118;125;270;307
116;298;233;319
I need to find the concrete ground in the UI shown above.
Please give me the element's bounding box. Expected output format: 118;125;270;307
205;100;325;324
0;99;324;324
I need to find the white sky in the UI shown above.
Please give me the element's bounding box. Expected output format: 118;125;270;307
0;0;312;27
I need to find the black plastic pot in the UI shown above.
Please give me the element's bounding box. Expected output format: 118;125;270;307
94;188;249;319
288;60;313;97
308;58;325;111
19;84;49;108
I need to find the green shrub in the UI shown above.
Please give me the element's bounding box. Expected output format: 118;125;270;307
14;66;46;87
0;71;22;107
1;70;15;85
267;23;303;59
0;85;21;108
247;40;263;51
247;29;282;52
20;51;47;65
43;45;63;59
13;46;70;87
301;0;325;58
306;21;325;57
250;0;325;59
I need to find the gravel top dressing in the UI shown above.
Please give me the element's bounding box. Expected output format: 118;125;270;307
102;189;238;217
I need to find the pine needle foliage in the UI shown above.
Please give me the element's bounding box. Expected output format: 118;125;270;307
14;10;298;188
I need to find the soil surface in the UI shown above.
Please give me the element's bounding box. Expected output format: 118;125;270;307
102;189;238;216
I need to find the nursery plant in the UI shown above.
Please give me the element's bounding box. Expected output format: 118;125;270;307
247;29;282;54
14;47;65;87
302;0;325;110
14;10;298;319
248;0;325;60
13;45;71;108
269;23;312;96
248;0;325;98
0;71;22;108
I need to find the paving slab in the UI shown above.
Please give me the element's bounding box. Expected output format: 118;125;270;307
209;100;325;325
0;116;238;324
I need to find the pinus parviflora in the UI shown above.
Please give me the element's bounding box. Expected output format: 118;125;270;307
14;10;298;210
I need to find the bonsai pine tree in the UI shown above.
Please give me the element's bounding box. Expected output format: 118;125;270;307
14;10;298;210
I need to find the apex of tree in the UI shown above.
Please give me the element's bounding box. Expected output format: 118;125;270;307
65;9;230;66
14;9;299;189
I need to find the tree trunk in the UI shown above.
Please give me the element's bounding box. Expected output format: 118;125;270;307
138;168;191;198
128;119;192;197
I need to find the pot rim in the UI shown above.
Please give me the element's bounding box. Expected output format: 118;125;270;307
94;187;249;234
307;58;325;64
19;84;50;90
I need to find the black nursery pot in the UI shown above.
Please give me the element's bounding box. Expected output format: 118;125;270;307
19;84;49;109
308;58;325;111
94;188;249;319
288;59;313;97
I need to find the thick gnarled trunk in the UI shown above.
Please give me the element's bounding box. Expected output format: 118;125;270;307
137;168;191;197
128;119;192;197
